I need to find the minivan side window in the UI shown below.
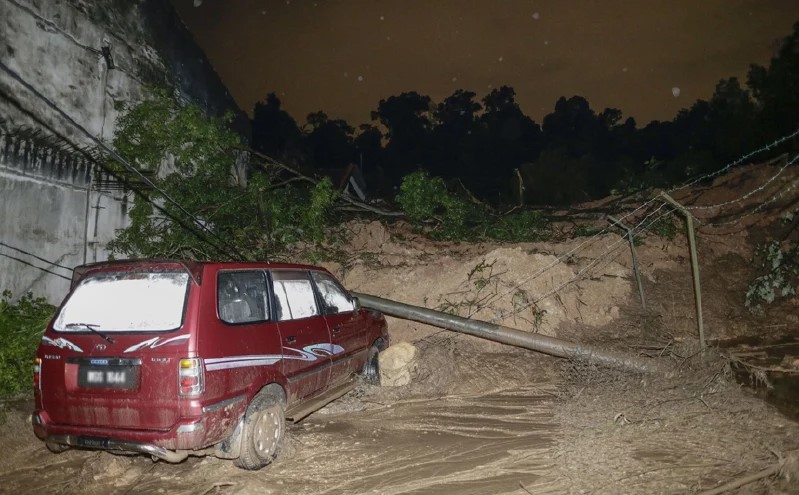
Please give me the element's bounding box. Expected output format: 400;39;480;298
311;272;355;315
218;271;269;324
271;271;319;321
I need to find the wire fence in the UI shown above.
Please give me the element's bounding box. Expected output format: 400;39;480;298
464;127;799;324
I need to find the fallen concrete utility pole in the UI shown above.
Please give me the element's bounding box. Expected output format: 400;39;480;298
354;292;660;374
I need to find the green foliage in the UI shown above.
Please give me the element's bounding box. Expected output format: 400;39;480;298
395;170;449;221
395;170;472;238
573;224;603;237
107;90;340;260
486;210;550;242
396;171;551;241
745;241;799;313
0;292;54;399
645;216;678;241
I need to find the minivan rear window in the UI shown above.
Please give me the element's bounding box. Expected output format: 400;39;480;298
53;272;190;332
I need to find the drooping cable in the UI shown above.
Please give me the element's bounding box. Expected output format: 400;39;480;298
0;60;247;261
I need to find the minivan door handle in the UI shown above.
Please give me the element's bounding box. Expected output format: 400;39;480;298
285;336;296;343
332;325;342;334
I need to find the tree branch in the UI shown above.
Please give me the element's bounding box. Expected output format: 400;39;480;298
241;146;405;217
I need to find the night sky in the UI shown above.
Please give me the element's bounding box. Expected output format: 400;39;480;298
173;0;799;127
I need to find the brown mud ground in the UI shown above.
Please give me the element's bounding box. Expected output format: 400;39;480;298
2;161;799;493
2;341;798;494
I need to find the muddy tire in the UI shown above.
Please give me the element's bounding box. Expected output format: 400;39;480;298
234;391;285;470
362;345;381;386
45;441;68;454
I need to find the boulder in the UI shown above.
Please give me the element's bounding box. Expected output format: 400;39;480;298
379;342;418;387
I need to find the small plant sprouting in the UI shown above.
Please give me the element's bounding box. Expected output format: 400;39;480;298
468;259;496;290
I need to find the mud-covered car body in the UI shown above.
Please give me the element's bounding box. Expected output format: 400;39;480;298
32;259;389;466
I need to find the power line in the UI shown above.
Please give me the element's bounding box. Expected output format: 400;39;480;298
465;195;663;318
493;203;677;322
700;173;799;231
0;252;71;281
669;126;799;193
468;126;799;318
0;59;247;261
0;241;72;271
686;152;799;211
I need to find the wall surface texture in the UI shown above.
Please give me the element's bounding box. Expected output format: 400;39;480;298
0;0;246;303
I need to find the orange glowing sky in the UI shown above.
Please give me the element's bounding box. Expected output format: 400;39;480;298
173;0;799;127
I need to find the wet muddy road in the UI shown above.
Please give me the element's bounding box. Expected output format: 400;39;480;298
0;384;562;495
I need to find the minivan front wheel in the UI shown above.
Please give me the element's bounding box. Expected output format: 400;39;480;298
235;395;285;470
362;344;381;386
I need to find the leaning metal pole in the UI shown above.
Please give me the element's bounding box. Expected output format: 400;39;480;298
354;293;660;374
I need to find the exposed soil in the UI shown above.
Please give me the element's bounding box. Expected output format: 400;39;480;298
2;161;798;494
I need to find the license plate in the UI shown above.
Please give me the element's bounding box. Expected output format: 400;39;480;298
78;365;138;389
77;436;110;449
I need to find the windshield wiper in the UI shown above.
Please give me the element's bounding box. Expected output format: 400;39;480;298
65;323;116;344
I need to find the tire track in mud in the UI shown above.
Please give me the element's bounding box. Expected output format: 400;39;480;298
248;385;563;494
0;384;564;495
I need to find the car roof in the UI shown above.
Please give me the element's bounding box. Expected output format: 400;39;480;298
71;259;330;289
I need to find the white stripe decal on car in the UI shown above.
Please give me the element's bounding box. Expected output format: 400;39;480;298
206;357;281;371
124;335;190;353
41;336;83;353
204;344;346;371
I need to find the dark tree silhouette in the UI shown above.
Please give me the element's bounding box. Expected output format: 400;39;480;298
371;91;433;187
302;111;355;169
251;93;302;160
246;21;798;207
430;89;481;179
354;123;386;192
748;21;799;138
474;86;542;199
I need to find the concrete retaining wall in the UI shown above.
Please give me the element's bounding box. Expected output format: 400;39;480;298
0;0;247;304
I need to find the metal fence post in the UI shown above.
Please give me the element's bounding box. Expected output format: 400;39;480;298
659;192;705;351
608;215;647;313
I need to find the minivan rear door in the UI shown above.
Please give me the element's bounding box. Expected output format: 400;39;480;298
39;269;195;431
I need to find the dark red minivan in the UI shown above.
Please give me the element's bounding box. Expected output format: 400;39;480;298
32;259;389;469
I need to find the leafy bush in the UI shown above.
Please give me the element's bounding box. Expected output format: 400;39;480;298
486;210;550;242
395;170;474;239
397;171;551;242
0;292;54;398
745;241;799;313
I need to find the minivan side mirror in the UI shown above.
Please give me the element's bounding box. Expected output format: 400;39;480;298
352;296;361;311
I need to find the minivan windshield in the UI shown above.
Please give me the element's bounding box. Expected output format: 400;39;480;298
53;272;190;332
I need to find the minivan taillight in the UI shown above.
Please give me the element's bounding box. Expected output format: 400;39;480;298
33;357;41;389
179;358;204;396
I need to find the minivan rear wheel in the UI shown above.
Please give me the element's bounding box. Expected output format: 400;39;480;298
45;441;68;454
235;394;285;470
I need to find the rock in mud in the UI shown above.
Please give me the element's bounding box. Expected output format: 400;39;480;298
379;342;418;386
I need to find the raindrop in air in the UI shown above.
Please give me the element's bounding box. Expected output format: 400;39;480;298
671;87;681;98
